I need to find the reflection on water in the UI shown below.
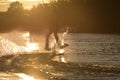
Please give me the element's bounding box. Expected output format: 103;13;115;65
0;33;120;80
60;56;66;62
52;55;66;63
16;73;36;80
58;49;65;54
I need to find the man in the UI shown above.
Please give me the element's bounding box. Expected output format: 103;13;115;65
45;25;69;50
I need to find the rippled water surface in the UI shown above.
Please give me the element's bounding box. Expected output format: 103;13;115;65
65;34;120;64
0;33;120;80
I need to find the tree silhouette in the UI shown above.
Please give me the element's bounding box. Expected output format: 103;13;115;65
7;1;24;26
0;0;118;33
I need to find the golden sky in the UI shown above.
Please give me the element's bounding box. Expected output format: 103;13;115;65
0;0;50;11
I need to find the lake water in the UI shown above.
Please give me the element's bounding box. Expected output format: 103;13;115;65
50;33;120;80
65;33;120;64
0;33;120;80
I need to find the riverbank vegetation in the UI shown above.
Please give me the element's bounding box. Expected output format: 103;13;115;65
0;0;119;33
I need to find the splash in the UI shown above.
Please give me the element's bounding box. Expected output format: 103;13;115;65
0;31;40;56
25;42;39;52
57;27;69;54
49;33;57;49
22;32;40;52
0;27;69;56
49;26;69;54
58;49;65;54
60;27;69;46
0;36;26;56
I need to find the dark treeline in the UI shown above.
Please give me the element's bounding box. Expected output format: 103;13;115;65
0;0;119;34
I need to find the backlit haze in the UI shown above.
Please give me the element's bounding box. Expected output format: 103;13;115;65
0;0;51;11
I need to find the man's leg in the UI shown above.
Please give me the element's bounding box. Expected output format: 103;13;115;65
45;32;52;50
54;32;69;49
54;32;59;43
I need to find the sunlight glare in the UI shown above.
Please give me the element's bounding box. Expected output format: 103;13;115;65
26;42;39;52
61;56;66;63
22;32;40;52
16;73;36;80
58;49;65;54
22;32;30;38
